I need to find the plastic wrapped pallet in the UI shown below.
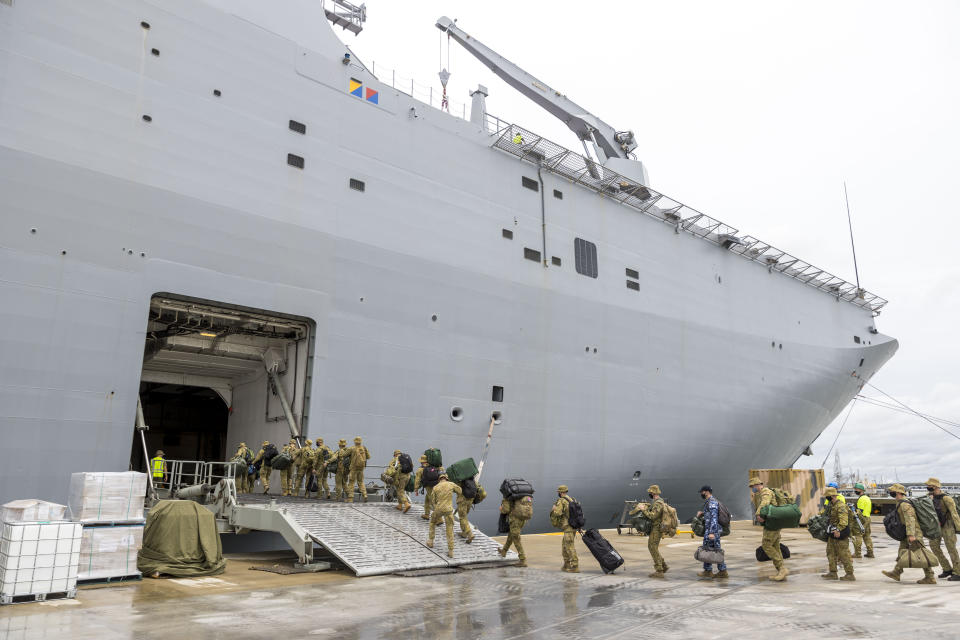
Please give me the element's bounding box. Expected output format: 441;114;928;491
68;472;147;523
78;524;143;581
0;500;68;523
0;521;81;600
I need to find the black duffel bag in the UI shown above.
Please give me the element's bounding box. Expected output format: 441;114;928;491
500;478;534;500
498;513;510;534
755;543;791;562
884;508;907;541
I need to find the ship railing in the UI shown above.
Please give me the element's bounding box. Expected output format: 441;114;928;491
368;61;470;120
486;116;888;313
153;460;242;497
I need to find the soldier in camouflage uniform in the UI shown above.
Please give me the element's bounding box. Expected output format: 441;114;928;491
925;477;960;581
550;485;580;573
293;439;315;497
252;440;273;494
280;440;297;496
344;436;370;503
330;439;349;500
426;473;462;558
633;484;669;578
821;486;855;580
456;484;475;543
883;483;937;584
750;476;789;581
414;455;436;520
232;442;252;494
389;450;412;513
313;438;333;499
498;494;532;567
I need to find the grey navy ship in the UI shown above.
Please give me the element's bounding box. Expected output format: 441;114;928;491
0;0;897;531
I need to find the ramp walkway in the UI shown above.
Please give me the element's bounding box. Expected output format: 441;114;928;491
229;496;517;576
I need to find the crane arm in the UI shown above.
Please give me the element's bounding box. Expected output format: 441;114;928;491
436;16;636;162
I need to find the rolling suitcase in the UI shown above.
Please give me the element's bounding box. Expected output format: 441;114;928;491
582;528;624;574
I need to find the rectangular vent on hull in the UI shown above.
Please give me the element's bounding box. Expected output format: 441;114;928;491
492;386;504;402
524;248;541;262
521;176;539;192
502;229;513;240
626;268;639;279
350;178;365;192
1;0;13;6
553;189;563;199
552;256;561;266
574;238;598;278
289;120;306;134
626;280;639;291
853;336;861;344
287;154;305;169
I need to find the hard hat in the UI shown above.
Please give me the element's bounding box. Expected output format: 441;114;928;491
748;476;762;486
854;482;866;491
824;486;838;497
647;484;661;495
827;482;838;489
926;477;942;488
888;483;907;495
557;485;568;493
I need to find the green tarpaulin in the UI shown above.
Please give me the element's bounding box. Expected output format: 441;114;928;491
137;500;226;577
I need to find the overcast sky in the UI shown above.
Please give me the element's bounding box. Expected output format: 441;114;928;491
318;1;960;482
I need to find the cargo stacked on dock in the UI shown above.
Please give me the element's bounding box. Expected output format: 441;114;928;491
68;472;147;584
0;515;81;604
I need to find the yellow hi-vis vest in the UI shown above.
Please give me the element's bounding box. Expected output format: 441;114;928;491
151;456;165;478
857;494;872;518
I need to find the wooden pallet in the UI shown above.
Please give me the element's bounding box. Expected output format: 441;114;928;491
77;573;142;586
0;588;77;605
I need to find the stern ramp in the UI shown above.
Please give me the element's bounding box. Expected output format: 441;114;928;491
230;498;517;576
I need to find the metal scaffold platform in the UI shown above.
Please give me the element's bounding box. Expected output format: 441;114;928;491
229;496;517;577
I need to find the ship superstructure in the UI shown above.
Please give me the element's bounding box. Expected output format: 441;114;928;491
0;0;896;530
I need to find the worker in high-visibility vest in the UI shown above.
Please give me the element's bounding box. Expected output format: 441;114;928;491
852;482;874;558
150;450;167;486
512;132;523;145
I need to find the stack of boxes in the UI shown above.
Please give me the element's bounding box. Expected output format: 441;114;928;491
0;515;81;603
68;472;147;583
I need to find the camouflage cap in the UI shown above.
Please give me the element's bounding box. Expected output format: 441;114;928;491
419;455;428;463
854;482;866;491
393;449;402;456
316;438;324;444
926;477;941;488
748;476;762;486
647;484;661;494
557;485;568;493
305;439;312;446
354;436;362;443
338;439;347;446
439;473;448;480
262;441;270;446
889;483;907;495
239;442;246;447
824;486;838;497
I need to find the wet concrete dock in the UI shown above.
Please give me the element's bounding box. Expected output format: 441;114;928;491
1;520;958;639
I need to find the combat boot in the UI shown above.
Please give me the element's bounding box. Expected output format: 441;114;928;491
949;574;960;581
770;567;789;582
515;559;527;568
566;567;580;573
421;513;431;520
447;550;454;558
881;570;900;582
661;561;669;573
648;571;665;579
853;553;862;558
697;570;713;578
865;552;875;558
498;546;507;558
465;534;474;544
425;540;434;549
715;570;729;579
395;505;403;511
917;576;937;584
938;570;952;578
820;572;838;580
403;503;411;513
840;573;856;581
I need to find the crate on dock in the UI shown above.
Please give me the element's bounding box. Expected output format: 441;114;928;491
68;472;147;523
0;500;68;524
78;523;143;582
0;521;81;601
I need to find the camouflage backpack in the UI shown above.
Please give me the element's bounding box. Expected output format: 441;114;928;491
772;488;794;507
473;484;487;504
511;495;533;521
660;502;679;537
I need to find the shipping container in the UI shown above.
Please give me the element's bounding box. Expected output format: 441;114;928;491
749;469;825;525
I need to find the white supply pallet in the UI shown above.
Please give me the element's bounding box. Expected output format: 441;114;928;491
0;521;81;603
78;522;143;583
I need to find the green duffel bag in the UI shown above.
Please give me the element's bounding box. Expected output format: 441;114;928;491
424;448;442;468
446;458;478;483
759;503;802;530
405;474;415;492
691;514;730;538
270;452;293;471
630;513;653;535
807;513;830;541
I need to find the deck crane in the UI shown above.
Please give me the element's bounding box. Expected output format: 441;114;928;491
436;16;649;186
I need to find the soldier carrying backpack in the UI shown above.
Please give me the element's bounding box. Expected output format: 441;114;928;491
498;493;533;567
550;485;581;573
633;485;672;578
882;483;938;584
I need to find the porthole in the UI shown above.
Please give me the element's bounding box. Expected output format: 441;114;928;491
450;406;463;422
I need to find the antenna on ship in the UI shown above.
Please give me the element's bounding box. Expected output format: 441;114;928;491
843;181;862;297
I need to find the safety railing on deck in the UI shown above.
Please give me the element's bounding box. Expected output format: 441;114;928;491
154;460;241;496
486;116;888;313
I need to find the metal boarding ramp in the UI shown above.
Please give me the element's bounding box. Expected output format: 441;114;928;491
229;496;517;577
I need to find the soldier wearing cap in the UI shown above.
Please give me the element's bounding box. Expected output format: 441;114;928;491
926;477;960;580
821;486;855;581
696;485;728;579
313;438;334;499
293;439;315;497
414;455;437;520
630;485;669;578
852;482;874;558
550;485;580;573
426;473;462;558
252;441;273;494
279;439;298;496
150;449;167;488
882;483;937;584
344;436;371;503
232;442;253;494
388;450;412;513
329;439;349;500
750;476;788;581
